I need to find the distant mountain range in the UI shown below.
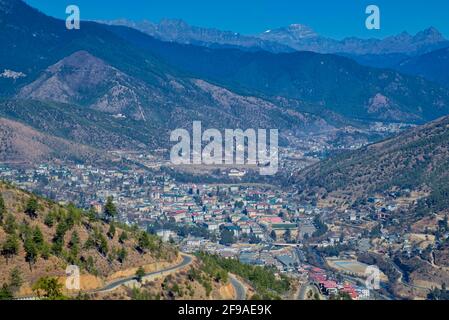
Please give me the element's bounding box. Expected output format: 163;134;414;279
99;18;295;53
102;18;449;85
2;0;449;165
105;24;449;124
102;19;449;57
396;47;449;88
0;0;333;163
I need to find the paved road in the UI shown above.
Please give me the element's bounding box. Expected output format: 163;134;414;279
229;274;246;300
18;254;250;300
16;254;193;300
99;256;248;300
390;259;429;291
297;283;320;300
92;254;193;293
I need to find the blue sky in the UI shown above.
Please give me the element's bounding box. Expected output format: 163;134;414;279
24;0;449;39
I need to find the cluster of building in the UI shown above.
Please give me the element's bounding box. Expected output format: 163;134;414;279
0;161;394;300
0;163;320;245
308;266;370;300
0;164;162;212
135;182;321;244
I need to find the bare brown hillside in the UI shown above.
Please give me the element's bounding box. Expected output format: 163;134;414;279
0;117;105;165
293;115;449;215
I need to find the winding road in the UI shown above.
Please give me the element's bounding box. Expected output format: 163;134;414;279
229;274;247;300
297;283;320;300
17;254;248;300
93;254;247;300
390;259;430;291
92;254;193;293
16;254;193;299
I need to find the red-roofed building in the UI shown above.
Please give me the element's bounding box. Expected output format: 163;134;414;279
319;280;338;295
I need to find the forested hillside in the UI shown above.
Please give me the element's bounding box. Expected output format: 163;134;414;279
0;181;178;299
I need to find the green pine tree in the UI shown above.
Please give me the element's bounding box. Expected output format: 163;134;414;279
1;234;19;263
119;231;128;244
44;211;56;227
3;214;17;235
0;193;5;225
117;247;127;263
32;277;66;300
40;242;51;260
9;267;23;291
25;198;39;219
103;196;117;221
24;237;38;269
87;207;98;222
107;223;116;239
0;283;13;300
135;266;146;282
33;226;44;251
138;231;151;251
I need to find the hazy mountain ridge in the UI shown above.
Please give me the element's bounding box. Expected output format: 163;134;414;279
2;0;449;166
107;24;449;124
0;99;165;152
99;18;295;53
11;50;334;143
103;18;449;56
17;50;180;122
102;18;449;77
284;27;448;56
396;47;449;88
0;0;342;162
